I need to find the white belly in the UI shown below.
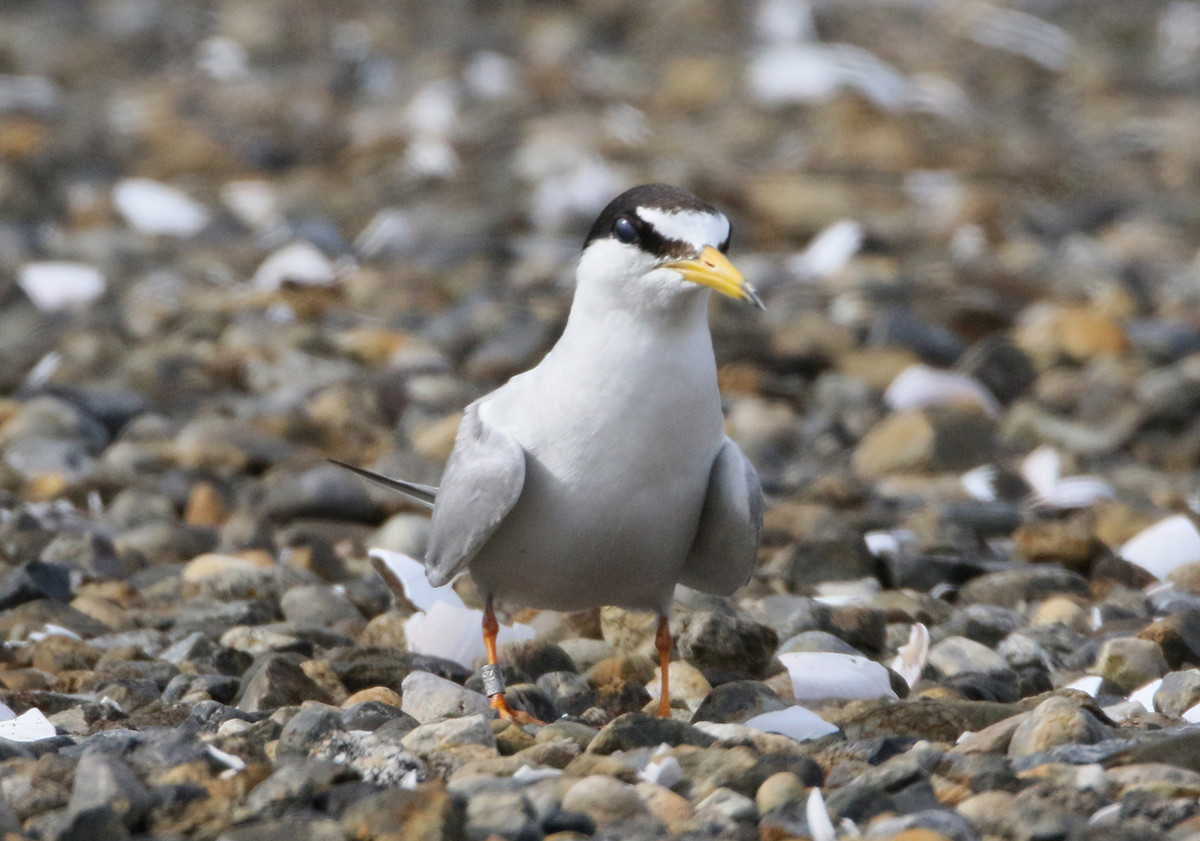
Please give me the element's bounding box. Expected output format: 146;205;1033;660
468;319;723;612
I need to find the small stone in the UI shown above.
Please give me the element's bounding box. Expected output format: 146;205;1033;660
1154;670;1200;716
672;611;778;678
853;408;996;478
691;680;787;724
1013;519;1105;573
67;752;152;829
561;775;645;825
1007;696;1111;760
463;790;540;840
587;655;655;716
636;781;693;831
276;706;345;759
400;671;490;723
501;639;577;680
279;585;365;629
556;638;617;673
537;671;598;717
235;653;333;712
1093;637;1169;693
957;567;1090;608
343;686;405;709
1138;612;1200;669
755;771;808;814
588;712;715;754
339;784;463;841
928;636;1008;677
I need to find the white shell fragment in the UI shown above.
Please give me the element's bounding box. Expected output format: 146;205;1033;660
113;178;210;237
969;6;1073;71
18;262;106;312
1021;446;1115;510
370;549;536;669
744;707;838;742
1127;678;1163;712
1120;514;1200;580
806;786;837;841
512;765;564;783
884;364;1000;416
779;652;899;701
253;241;337;290
747;44;910;110
890;622;930;689
787;220;863;281
0;707;56;742
639;755;684;788
1065;675;1103;697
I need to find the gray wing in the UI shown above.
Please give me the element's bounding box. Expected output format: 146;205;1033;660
424;402;526;587
679;436;763;595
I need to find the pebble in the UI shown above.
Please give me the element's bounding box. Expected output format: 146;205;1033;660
400;671;490;723
561;775;646;825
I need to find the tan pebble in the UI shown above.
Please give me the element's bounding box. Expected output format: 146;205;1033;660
636;781;693;831
1013;520;1102;572
755;771;806;813
762;670;795;703
25;473;69;500
956;789;1015;833
837;348;921;391
185;482;228;526
342;686;403;708
587;655;657;692
1031;596;1089;631
300;660;348;705
182;553;260;582
561;775;644;825
648;661;711;710
358;613;408;650
599;607;658;654
235;549;277;568
69;596;134;632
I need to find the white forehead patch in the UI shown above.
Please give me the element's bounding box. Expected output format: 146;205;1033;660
636;206;730;252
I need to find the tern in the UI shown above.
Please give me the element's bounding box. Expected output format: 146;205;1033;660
336;184;763;719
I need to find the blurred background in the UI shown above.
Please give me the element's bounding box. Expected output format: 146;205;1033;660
0;0;1198;533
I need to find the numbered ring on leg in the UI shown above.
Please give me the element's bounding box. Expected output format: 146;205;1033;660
481;663;506;697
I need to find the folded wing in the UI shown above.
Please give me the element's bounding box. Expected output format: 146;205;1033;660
679;436;762;595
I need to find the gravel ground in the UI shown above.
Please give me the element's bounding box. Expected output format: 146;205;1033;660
1;1;1200;840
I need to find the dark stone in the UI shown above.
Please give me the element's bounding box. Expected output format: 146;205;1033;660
0;560;72;608
235;653;333;712
277;706;346;759
40;531;125;579
68;752;152;829
326;648;469;694
1138;612;1200;669
340;701;411;732
500;640;577;680
691;680;787;724
958;567;1090;608
339;785;465;841
955;334;1036;404
504;683;557;723
241;760;352;820
841;698;1021;742
537;671;597;718
672;611;778;678
587;712;716;754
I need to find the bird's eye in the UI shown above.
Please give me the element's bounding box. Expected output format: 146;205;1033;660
614;216;639;244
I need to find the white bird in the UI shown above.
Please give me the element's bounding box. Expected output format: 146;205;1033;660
336;184;764;720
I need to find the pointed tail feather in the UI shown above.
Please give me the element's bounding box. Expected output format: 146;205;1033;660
328;459;437;508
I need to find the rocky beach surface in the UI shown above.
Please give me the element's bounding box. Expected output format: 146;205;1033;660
1;1;1200;839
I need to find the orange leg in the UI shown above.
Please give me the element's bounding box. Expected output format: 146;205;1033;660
656;614;672;718
482;597;514;717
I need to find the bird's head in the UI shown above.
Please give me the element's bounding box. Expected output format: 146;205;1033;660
577;184;764;314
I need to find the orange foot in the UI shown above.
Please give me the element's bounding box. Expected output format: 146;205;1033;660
492;693;545;726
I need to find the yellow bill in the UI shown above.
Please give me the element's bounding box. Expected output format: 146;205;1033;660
665;246;765;310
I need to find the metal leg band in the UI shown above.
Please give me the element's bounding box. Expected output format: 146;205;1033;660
481;663;506;697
